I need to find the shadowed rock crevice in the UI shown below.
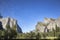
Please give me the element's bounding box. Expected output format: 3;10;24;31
17;24;22;33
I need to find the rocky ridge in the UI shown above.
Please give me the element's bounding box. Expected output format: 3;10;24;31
36;17;60;32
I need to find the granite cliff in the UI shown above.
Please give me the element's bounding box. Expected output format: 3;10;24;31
0;14;22;33
36;17;60;33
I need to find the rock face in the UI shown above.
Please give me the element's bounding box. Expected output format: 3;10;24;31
36;17;60;33
0;16;22;33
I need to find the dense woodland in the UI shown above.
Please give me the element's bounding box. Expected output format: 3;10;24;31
0;24;60;40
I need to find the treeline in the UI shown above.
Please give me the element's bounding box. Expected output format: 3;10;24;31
0;24;60;40
16;25;60;39
0;25;17;39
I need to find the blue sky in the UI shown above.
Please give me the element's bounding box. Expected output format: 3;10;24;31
0;0;60;33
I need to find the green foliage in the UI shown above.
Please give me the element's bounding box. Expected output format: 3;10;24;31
0;25;17;39
12;25;17;31
29;31;36;39
1;24;60;39
6;25;10;30
16;33;26;39
16;30;60;39
36;32;41;39
0;30;2;39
